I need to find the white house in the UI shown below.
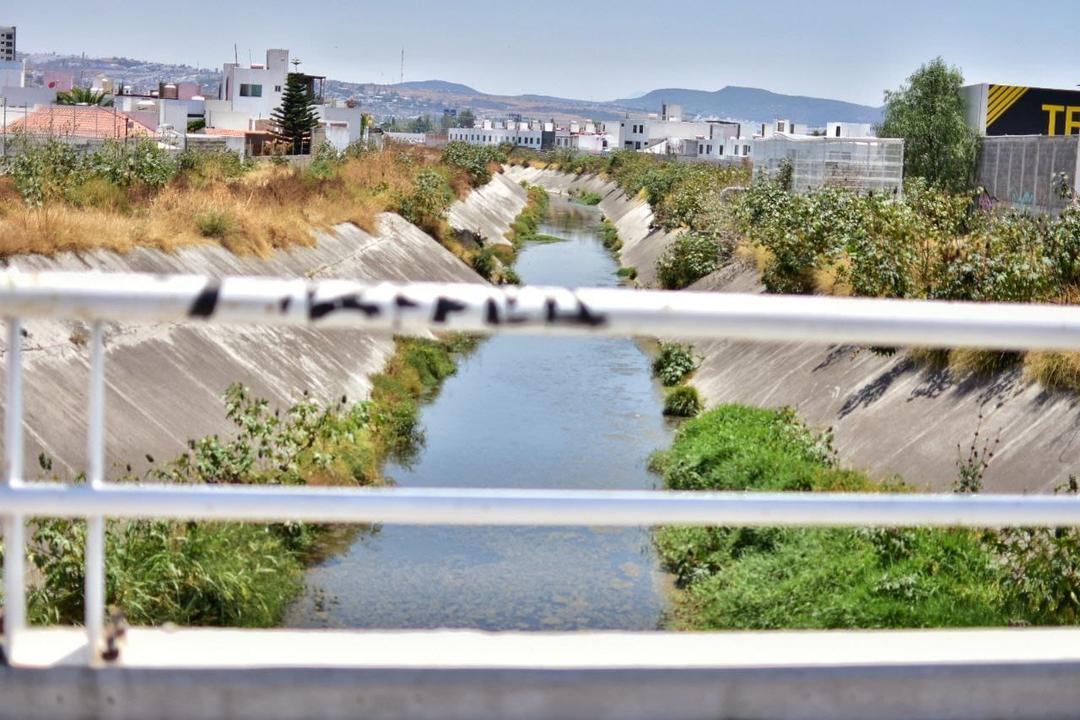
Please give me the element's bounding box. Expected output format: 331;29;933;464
617;105;736;154
206;48;363;152
219;49;290;122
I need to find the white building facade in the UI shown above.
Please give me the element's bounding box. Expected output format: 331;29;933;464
219;49;289;122
447;120;545;148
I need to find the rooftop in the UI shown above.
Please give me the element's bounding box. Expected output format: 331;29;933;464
8;105;153;139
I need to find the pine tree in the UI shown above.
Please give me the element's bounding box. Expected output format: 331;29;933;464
271;73;320;155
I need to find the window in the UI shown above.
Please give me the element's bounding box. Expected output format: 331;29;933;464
239;83;263;98
835;126;842;137
744;145;751;155
274;85;282;93
719;146;724;156
707;145;712;154
635;141;642;150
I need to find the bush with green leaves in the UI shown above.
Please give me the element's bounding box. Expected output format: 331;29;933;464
306;142;345;181
599;219;621;252
195;209;235;239
398;168;455;226
3;134;85;206
575;190;602;206
441;141;508;185
655;232;722;289
663;386;702;417
85;139;179;188
653;342;697;386
471;247;498;281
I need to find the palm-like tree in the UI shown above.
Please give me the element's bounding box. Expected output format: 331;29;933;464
56;87;114;107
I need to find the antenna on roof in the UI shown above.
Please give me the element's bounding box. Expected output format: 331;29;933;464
234;44;238;65
400;47;404;85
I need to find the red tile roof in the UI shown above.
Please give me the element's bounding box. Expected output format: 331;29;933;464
7;105;154;140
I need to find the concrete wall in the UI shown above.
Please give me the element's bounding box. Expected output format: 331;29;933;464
0;161;536;483
976;135;1080;214
6;627;1080;720
504;165;1080;493
447;170;530;252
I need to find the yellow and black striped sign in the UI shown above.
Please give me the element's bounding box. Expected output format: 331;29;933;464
986;84;1080;136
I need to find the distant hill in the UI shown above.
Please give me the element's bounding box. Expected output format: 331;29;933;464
392;80;480;95
613;86;883;126
15;52;882;125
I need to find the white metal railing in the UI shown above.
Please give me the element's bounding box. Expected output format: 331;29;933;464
5;269;1080;667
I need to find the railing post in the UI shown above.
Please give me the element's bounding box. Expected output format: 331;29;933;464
84;322;106;666
3;318;26;663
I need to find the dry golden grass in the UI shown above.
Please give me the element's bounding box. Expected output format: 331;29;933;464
0;146;477;261
908;347;951;370
1025;352;1080;394
733;241;773;275
811;258;853;297
948;348;1023;377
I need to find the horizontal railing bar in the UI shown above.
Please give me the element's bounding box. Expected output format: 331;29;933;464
3;269;1080;349
2;484;1080;528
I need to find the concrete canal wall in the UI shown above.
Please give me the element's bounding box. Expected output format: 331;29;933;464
0;174;523;481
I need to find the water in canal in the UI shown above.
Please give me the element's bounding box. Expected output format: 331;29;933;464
285;198;674;630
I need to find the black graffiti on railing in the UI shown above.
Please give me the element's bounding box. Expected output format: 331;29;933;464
308;290;383;321
295;287;610;328
188;281;221;318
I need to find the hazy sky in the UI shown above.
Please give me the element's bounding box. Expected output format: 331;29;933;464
7;1;1080;106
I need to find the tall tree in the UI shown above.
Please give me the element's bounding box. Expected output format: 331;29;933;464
877;58;978;193
456;108;476;129
271;73;320;155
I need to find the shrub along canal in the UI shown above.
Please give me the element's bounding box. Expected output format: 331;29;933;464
286;197;674;630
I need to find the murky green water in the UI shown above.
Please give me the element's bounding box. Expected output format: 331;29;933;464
285;199;674;630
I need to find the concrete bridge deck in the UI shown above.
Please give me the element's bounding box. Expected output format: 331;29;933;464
4;627;1080;720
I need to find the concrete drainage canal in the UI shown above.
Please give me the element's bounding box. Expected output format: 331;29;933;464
285;197;675;631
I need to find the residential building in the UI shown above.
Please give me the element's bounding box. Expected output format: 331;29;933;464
0;26;14;62
217;48;290;122
617;106;748;157
204;48;362;153
447;119;545;148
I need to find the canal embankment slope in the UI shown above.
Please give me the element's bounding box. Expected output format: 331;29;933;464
504;164;1080;494
0;176;527;481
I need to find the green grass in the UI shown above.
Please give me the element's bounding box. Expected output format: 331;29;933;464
599;219;621;252
651;405;1011;630
506;185;551;248
575;190;603;206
